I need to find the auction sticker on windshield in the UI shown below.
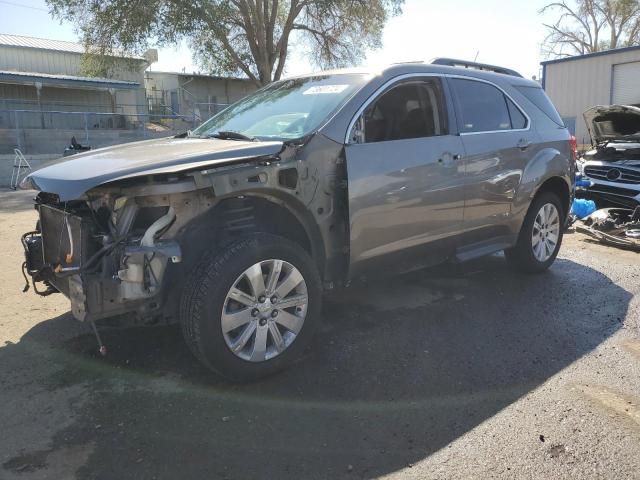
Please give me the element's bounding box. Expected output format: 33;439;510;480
303;85;349;95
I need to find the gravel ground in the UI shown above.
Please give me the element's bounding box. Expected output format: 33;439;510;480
1;188;639;480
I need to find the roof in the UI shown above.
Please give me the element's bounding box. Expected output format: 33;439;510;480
0;33;146;60
284;63;538;87
0;33;84;54
540;45;640;66
431;58;523;77
0;70;140;90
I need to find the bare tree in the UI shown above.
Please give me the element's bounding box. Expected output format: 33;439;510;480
48;0;404;86
540;0;640;58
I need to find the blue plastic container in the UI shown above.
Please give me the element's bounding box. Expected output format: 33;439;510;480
571;198;597;219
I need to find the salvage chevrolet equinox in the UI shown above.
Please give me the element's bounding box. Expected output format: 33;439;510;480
20;59;575;380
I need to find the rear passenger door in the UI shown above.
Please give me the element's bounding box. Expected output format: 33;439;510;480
345;76;466;271
448;78;533;235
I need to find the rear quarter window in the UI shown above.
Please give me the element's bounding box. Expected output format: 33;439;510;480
507;98;527;129
515;86;564;127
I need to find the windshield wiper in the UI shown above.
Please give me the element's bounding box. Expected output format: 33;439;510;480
207;131;258;142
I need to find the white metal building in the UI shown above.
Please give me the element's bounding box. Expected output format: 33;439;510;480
0;33;154;125
541;45;640;146
145;71;256;123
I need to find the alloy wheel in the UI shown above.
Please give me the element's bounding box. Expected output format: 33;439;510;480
221;259;308;362
531;203;560;262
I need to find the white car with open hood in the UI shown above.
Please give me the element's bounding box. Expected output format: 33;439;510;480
578;105;640;208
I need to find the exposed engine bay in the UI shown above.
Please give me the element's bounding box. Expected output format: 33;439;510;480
575;207;640;252
22;192;183;322
581;142;640;163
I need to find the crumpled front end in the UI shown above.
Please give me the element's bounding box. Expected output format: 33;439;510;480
22;191;182;322
20;132;348;326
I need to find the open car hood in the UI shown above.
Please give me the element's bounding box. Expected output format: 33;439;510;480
22;136;284;201
583;105;640;144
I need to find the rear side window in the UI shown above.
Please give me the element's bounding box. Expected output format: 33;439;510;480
451;79;526;133
515;85;564;127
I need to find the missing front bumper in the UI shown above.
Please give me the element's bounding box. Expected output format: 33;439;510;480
22;204;182;322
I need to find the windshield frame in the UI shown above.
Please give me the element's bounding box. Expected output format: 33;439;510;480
190;73;370;142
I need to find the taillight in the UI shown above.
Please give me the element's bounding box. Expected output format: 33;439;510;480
569;135;577;163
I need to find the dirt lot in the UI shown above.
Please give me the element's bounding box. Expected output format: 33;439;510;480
1;188;639;480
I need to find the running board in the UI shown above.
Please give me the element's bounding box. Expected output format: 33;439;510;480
454;236;516;263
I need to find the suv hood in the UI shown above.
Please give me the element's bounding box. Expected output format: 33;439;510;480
22;136;284;200
583;105;640;144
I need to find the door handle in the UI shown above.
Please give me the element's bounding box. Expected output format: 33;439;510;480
517;138;532;150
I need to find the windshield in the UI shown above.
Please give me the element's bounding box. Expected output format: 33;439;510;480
191;74;368;141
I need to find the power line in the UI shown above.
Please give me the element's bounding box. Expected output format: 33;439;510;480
0;0;49;12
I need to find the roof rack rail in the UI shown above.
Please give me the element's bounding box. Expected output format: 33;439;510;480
431;58;523;78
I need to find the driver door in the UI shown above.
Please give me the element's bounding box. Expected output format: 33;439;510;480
345;76;466;274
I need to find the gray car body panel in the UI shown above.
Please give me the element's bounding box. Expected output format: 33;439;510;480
346;134;467;267
22;62;573;290
328;64;572;273
23;137;285;201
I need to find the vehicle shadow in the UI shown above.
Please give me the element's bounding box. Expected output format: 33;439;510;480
0;255;630;479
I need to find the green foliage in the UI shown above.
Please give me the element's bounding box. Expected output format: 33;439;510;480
78;52;142;79
47;0;404;85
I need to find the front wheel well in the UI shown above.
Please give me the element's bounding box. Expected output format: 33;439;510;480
161;195;325;321
177;195;324;277
535;177;571;217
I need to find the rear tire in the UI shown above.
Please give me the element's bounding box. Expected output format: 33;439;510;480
180;234;322;381
505;192;565;273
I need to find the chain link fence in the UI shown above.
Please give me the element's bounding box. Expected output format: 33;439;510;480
192;102;230;123
0;109;209;155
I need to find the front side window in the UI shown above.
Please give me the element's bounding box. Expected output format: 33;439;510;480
191;73;368;141
451;78;527;133
352;78;448;143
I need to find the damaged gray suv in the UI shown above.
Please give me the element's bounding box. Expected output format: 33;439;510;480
20;59;574;380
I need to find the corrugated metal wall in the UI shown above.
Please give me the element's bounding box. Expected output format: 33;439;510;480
0;46;81;76
0;45;147;84
0;84;112;111
0;45;150;120
544;49;640;146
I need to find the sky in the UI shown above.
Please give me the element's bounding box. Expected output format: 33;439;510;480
0;0;559;80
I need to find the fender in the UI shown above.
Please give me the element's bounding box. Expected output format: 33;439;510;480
513;145;573;222
186;134;347;280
